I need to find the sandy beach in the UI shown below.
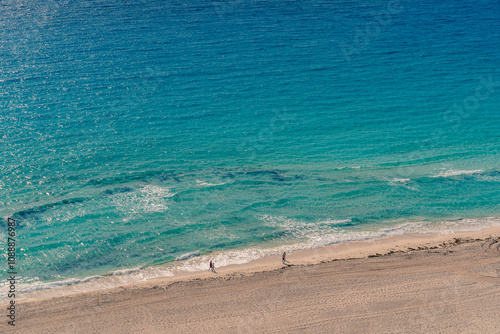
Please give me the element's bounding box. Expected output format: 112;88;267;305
2;226;500;333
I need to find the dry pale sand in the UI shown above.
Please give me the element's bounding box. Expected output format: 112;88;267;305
2;227;500;334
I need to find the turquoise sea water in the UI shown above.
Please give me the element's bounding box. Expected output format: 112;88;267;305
1;0;500;293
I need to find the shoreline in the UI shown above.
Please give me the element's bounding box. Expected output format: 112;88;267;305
3;225;499;333
8;224;500;302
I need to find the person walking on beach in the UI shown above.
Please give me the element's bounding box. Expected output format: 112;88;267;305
209;260;213;272
282;251;287;265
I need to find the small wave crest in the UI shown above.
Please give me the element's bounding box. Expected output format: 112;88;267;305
175;251;200;261
386;177;417;190
432;169;485;178
392;178;410;183
195;180;230;187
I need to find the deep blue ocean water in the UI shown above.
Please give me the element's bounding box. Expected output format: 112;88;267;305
1;0;499;293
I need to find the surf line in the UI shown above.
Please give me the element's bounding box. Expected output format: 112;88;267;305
6;217;17;326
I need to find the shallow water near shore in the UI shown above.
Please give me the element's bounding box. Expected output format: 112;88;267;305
1;0;500;294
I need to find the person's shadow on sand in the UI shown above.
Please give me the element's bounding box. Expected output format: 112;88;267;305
282;251;292;266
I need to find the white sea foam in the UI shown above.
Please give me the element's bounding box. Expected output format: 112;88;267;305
11;275;104;297
260;215;500;250
335;166;362;170
175;251;201;261
112;185;175;214
392;178;410;183
175;248;271;273
196;180;231;187
474;173;500;182
432;169;484;178
387;177;417;190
